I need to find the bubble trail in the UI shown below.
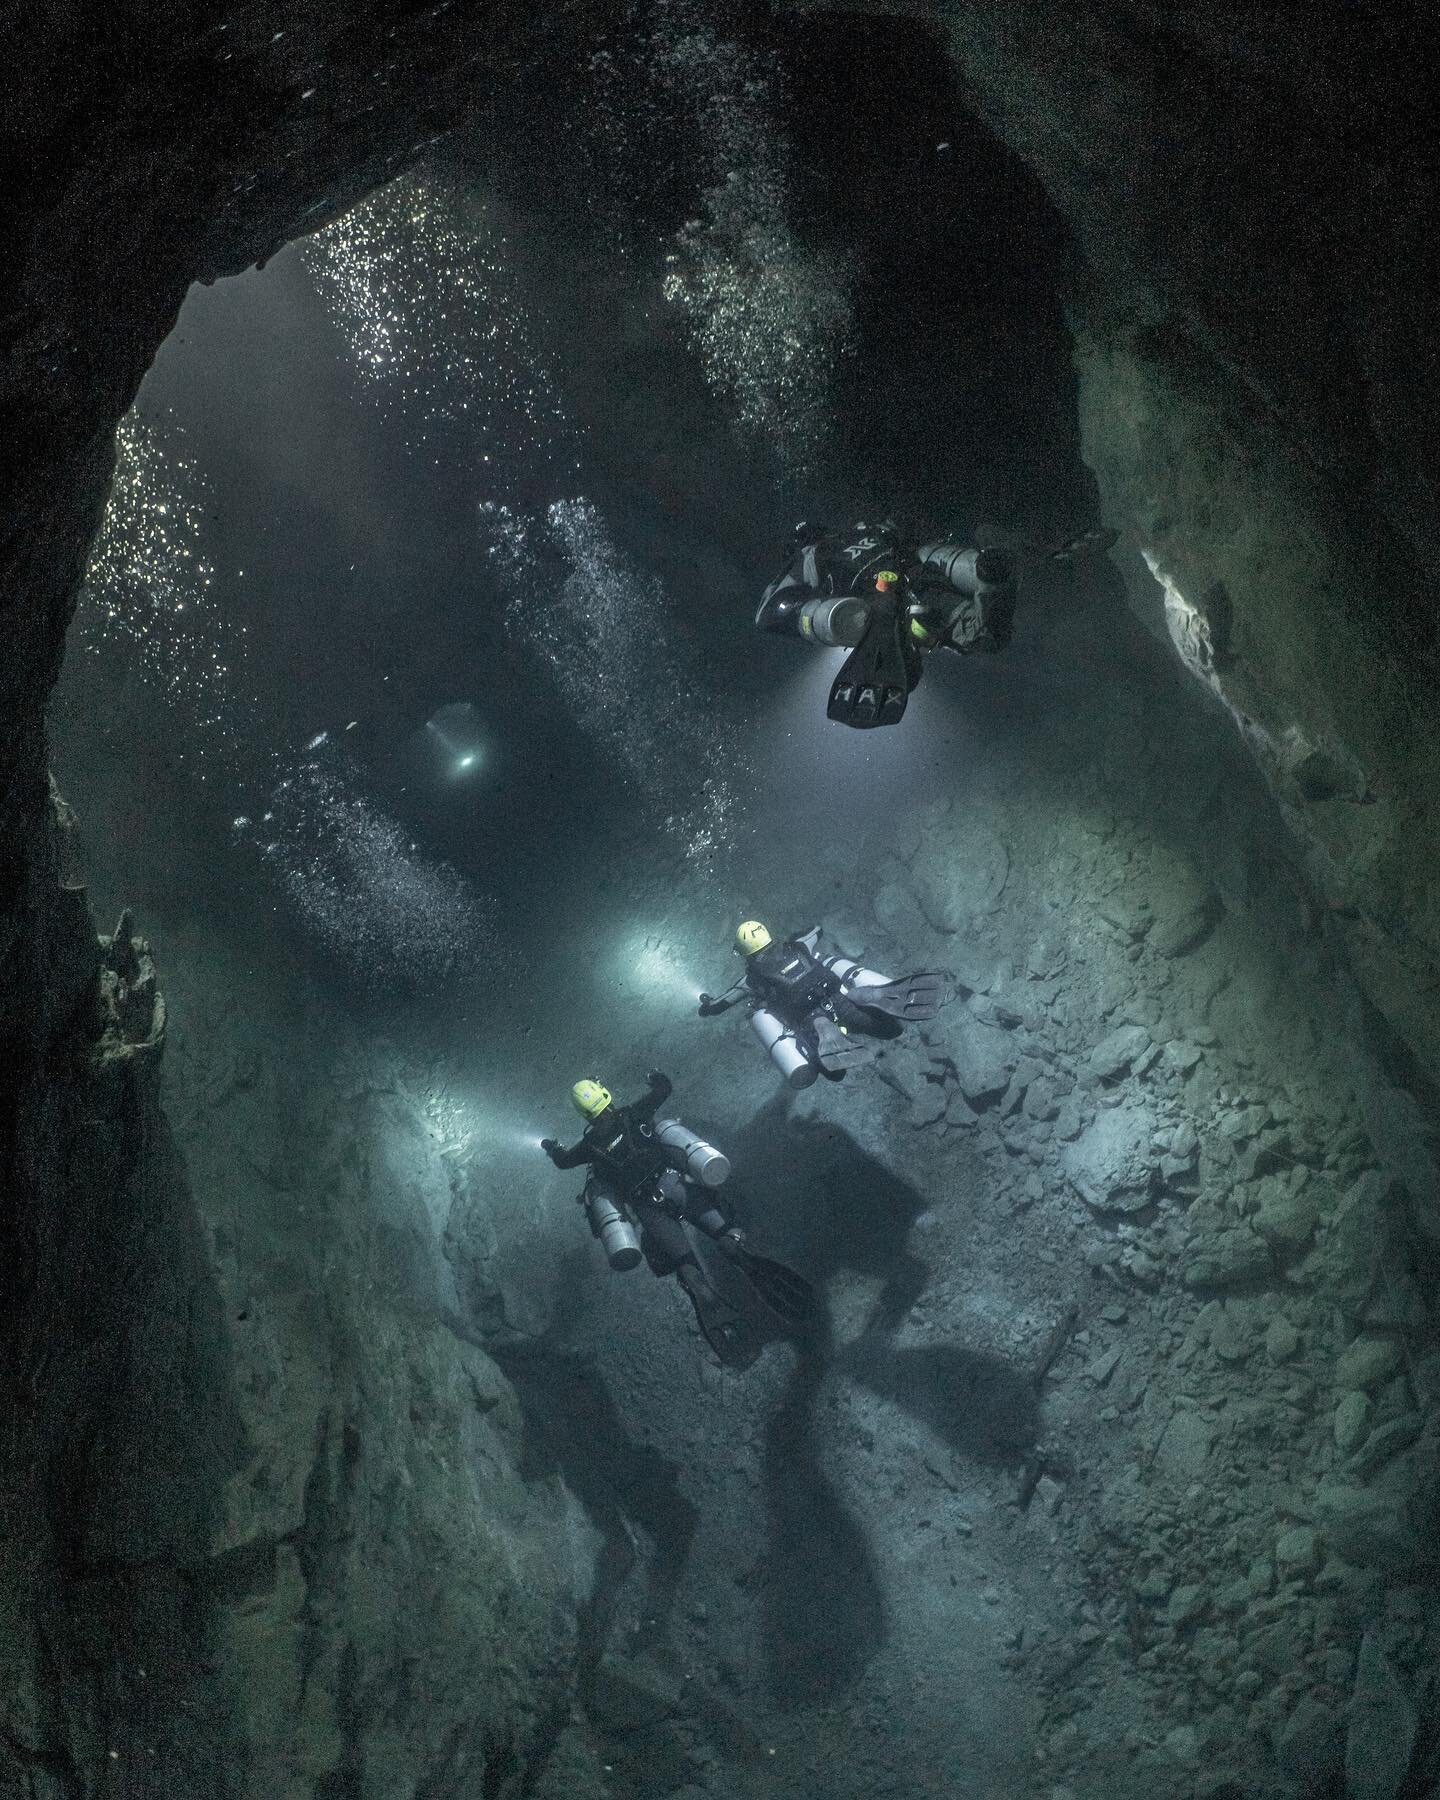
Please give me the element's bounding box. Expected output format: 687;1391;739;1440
250;739;496;994
483;496;751;864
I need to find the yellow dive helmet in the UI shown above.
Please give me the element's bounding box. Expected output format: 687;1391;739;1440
736;920;772;957
571;1078;613;1120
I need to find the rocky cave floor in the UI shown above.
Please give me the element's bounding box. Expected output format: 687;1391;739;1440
58;553;1439;1800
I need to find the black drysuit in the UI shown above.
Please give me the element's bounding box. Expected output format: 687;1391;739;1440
544;1075;729;1275
759;523;1016;653
702;937;900;1041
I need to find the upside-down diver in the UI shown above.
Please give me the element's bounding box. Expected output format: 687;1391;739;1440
756;519;1116;727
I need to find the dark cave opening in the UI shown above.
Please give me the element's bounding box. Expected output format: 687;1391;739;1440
53;5;1098;1015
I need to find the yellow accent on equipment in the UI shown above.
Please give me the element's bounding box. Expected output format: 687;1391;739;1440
571;1078;613;1120
736;920;772;957
909;616;934;643
875;569;900;591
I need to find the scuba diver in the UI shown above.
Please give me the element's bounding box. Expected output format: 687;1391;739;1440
699;921;948;1089
756;519;1117;728
541;1071;814;1367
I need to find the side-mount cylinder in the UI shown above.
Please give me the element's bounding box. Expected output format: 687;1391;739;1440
585;1184;643;1271
914;542;1014;597
797;595;869;647
819;951;892;989
655;1118;731;1189
750;1007;817;1088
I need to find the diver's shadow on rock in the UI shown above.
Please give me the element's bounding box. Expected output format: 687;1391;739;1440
757;1356;887;1711
728;1101;1042;1707
492;1332;698;1663
839;1337;1039;1465
723;1100;932;1707
728;1095;932;1341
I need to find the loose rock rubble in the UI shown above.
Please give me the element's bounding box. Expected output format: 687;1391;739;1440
800;769;1440;1798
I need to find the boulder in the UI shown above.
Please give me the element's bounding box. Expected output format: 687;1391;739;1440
1182;1226;1272;1290
1000;1057;1044;1116
1155;1410;1214;1483
1150;892;1221;958
967;992;1025;1028
1334;1391;1372;1455
946;943;999;993
944;1088;980;1129
1209;1307;1253;1362
948;1017;1015;1105
1275;1527;1323;1578
1096;891;1151;940
1336;1336;1402;1391
1164;1039;1204;1076
1166;1584;1206;1628
1089;1023;1152;1080
1315;1478;1434;1577
1132;848;1221;959
907;1086;947;1129
1055;1096;1085;1141
1265;1316;1301;1361
909;824;1009;933
873;880;929;943
1350;1416;1423;1482
1064;1104;1157;1213
1023;1075;1059;1121
1324;1171;1397;1319
1253;1177;1320;1257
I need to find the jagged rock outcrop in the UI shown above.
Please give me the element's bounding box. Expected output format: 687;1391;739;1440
772;0;1439;1083
3;797;597;1797
933;1;1439;1085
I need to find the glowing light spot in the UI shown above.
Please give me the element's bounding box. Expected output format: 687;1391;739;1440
607;927;703;1009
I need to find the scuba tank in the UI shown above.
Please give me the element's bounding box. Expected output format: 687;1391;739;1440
795;594;869;646
584;1184;643;1271
819;950;892;990
751;1006;818;1088
655;1118;731;1189
914;542;1015;605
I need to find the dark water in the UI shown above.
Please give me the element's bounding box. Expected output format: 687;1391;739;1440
48;18;1429;1799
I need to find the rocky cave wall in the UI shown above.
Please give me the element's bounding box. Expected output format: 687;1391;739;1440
3;1;1438;1793
911;0;1440;1093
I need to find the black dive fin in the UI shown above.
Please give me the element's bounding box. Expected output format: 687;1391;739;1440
1030;525;1119;569
827;605;918;730
678;1265;762;1369
730;1249;816;1329
849;971;949;1022
812;1013;874;1073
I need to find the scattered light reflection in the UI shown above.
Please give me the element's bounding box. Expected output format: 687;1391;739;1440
76;412;246;750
